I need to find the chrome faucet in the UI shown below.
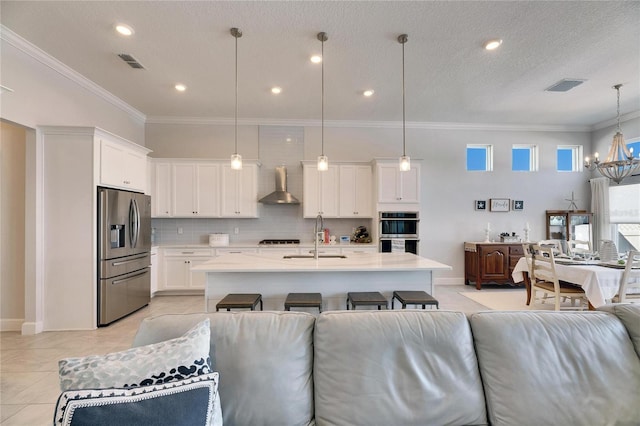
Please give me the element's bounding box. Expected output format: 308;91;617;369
313;214;324;259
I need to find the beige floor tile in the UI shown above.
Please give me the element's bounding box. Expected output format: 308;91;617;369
0;405;26;423
1;403;55;426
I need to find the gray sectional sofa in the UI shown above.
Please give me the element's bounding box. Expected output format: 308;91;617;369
133;304;640;426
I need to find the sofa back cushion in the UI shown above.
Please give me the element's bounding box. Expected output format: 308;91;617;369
313;310;487;426
470;311;640;426
598;303;640;358
133;312;315;426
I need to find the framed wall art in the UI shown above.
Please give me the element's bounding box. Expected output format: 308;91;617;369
475;200;486;211
489;198;510;212
513;200;524;211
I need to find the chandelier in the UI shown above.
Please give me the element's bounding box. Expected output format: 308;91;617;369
585;84;640;183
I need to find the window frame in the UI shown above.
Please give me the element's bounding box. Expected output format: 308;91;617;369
512;144;539;172
557;145;583;172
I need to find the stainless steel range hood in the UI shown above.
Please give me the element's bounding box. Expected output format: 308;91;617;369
259;166;300;205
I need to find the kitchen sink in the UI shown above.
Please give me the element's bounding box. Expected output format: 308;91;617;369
283;254;347;259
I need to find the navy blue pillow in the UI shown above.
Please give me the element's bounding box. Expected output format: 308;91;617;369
53;373;219;426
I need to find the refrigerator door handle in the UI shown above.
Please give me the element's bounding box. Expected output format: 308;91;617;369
111;253;148;266
111;269;148;285
129;198;140;248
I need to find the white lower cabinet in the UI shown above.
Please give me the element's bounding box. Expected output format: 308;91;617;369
150;247;159;296
160;248;214;291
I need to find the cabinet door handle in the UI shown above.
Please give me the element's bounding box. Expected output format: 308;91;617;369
182;251;195;254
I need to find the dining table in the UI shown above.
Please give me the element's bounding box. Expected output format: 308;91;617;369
512;256;640;308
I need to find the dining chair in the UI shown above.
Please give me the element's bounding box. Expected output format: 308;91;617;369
522;244;536;305
612;250;640;303
530;244;588;311
537;239;564;256
567;240;592;257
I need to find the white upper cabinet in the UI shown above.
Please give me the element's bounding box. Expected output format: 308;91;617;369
151;159;259;218
339;165;373;218
220;164;258;218
172;163;220;217
152;162;172;217
376;162;420;204
99;137;149;192
303;164;339;218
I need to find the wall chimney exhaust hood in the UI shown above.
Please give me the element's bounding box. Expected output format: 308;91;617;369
259;166;300;205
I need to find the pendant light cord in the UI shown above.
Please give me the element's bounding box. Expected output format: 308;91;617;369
234;31;238;155
615;84;621;133
321;34;325;157
402;37;406;157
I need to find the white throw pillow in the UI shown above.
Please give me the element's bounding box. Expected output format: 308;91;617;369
58;318;211;391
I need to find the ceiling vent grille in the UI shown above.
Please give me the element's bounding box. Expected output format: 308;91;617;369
545;79;585;92
118;53;145;69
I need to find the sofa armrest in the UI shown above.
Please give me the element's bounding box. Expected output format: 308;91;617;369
598;303;640;358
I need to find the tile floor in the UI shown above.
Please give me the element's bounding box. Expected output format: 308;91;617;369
0;285;498;425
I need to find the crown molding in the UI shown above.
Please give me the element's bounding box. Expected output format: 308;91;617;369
1;25;146;123
591;110;640;131
146;115;591;132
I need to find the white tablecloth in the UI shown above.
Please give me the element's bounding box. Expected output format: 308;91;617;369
512;257;639;308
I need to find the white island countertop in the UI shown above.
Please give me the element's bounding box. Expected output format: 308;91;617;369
196;252;451;311
191;252;452;273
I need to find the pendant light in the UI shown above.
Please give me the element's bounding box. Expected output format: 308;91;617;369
398;34;410;172
230;27;243;170
317;31;329;171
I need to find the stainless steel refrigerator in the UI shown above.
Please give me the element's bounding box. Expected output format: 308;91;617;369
97;187;151;326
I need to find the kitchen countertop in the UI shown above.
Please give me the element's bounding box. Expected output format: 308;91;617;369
192;252;451;273
156;243;378;249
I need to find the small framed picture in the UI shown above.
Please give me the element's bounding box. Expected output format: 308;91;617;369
340;235;350;244
513;200;524;211
490;198;510;212
475;200;486;211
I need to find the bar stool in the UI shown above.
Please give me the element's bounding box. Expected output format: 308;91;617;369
216;293;263;312
284;293;323;313
347;292;387;310
392;290;439;309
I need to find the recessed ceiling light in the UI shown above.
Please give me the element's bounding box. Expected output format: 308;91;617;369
310;55;322;64
484;39;502;50
175;84;187;92
363;90;375;97
115;24;134;37
271;86;282;94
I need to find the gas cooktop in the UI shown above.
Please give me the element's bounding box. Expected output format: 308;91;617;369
258;239;301;245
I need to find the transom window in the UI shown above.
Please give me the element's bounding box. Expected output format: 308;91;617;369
557;145;583;172
466;145;493;171
512;144;538;172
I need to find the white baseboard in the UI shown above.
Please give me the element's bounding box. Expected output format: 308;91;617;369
0;318;25;332
434;277;465;286
20;321;44;335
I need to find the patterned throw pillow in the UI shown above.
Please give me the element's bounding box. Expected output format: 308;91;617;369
53;372;221;426
59;318;211;391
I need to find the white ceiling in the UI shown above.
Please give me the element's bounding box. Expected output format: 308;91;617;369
1;1;639;129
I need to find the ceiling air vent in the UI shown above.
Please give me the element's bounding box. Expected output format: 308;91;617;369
545;79;585;92
117;53;145;69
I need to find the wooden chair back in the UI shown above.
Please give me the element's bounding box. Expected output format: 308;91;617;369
616;250;640;303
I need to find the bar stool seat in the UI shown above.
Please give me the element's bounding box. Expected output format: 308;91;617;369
392;290;439;309
216;293;263;312
284;293;322;312
347;292;387;310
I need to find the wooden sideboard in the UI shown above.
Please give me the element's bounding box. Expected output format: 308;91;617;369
464;242;524;290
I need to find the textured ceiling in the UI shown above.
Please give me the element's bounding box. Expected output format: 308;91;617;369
1;1;639;128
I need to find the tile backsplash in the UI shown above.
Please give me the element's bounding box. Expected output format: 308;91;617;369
152;126;374;246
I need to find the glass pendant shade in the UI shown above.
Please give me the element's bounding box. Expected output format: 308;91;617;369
317;155;329;171
230;153;243;170
399;155;411;171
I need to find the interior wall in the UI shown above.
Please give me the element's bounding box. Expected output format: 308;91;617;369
1;121;26;330
146;121;592;283
0;35;145;144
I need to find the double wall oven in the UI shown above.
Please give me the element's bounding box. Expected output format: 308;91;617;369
379;212;419;254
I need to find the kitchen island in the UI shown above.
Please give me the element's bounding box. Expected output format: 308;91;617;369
191;252;451;312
